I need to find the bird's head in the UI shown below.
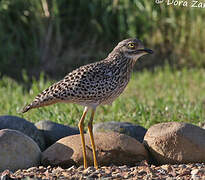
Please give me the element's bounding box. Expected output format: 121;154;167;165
109;38;153;61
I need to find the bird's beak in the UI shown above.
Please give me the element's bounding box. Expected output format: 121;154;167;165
137;48;154;54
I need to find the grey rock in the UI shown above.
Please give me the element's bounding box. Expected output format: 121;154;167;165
201;122;205;129
144;122;205;165
41;132;148;167
0;115;45;151
35;120;80;148
93;121;147;143
0;129;41;172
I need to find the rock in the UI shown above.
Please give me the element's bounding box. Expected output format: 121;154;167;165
198;122;205;129
144;122;205;165
42;132;148;167
93;121;147;143
0;115;45;151
35;120;80;148
201;122;205;129
0;129;41;172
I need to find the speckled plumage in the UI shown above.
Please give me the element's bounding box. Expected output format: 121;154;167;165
22;38;153;113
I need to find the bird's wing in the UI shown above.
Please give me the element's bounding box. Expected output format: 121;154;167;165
22;60;120;112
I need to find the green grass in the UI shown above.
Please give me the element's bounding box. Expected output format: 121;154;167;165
0;66;204;129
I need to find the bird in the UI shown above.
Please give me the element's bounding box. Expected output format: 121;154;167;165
22;38;153;169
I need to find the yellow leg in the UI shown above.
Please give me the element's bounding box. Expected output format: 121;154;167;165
88;108;98;168
78;107;88;169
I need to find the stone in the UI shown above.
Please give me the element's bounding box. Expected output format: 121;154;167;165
0;129;41;172
42;132;148;167
144;122;205;165
0;115;45;151
202;122;205;129
191;169;200;175
35;120;80;148
93;121;147;143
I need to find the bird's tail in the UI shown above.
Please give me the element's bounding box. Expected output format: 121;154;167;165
21;104;31;113
21;97;59;113
21;102;37;113
21;82;62;113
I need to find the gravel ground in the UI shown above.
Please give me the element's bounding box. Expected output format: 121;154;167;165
1;161;205;180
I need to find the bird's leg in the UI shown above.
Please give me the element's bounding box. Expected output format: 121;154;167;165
87;108;98;169
78;107;89;169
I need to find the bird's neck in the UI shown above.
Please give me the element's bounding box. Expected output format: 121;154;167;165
107;51;137;70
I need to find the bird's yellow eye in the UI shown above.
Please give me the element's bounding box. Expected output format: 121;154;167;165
128;43;135;49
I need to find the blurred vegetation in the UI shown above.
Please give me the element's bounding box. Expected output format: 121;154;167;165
0;0;205;80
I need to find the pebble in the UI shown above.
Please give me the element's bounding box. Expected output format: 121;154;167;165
178;164;187;169
67;165;75;172
0;162;205;179
191;169;200;175
77;165;84;171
